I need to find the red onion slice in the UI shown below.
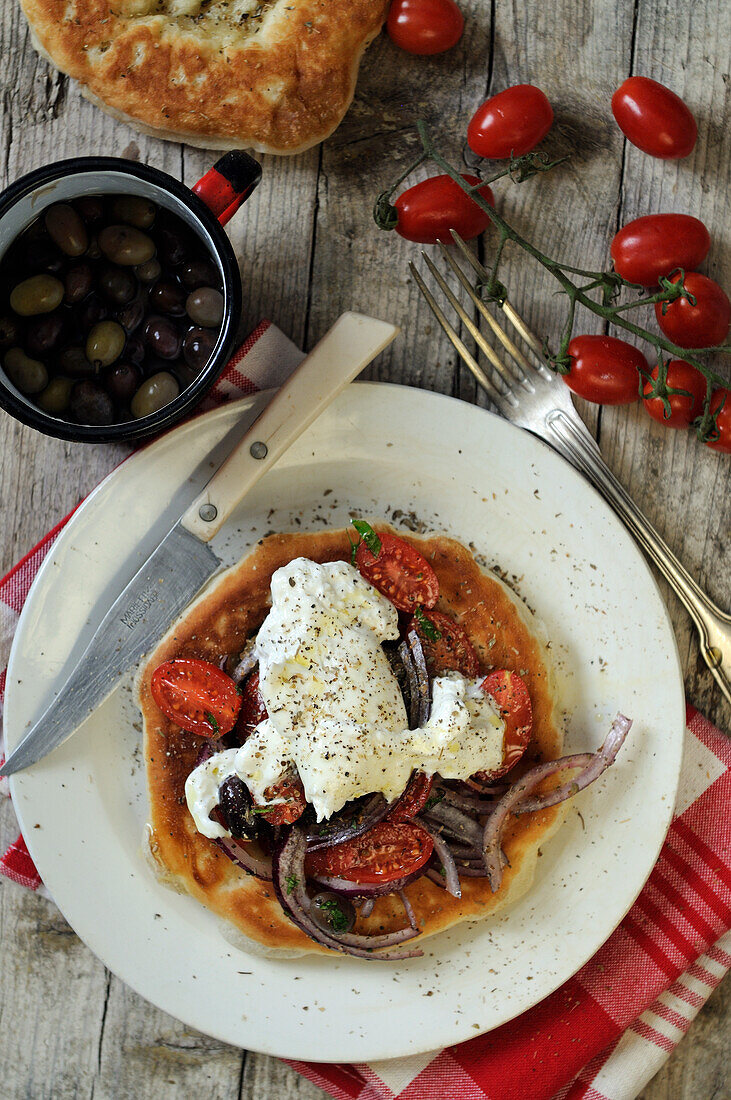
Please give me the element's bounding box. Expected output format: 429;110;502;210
273;828;423;960
305;793;390;851
215;836;273;881
419;822;461;898
358;897;375;918
398;889;418;931
483;714;632;892
310;867;425;898
423;801;484;847
397;639;421;729
406;629;431;726
438;786;500;816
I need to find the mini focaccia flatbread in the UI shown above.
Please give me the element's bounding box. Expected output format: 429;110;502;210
20;0;388;153
137;527;565;957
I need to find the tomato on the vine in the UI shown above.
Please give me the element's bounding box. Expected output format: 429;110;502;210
355;530;439;610
642;360;707;429
473;670;532;782
150;658;242;738
467;85;554;160
394;174;494;244
655;272;731;349
611;214;711;287
563;335;647;405
611;77;697;159
703;388;731;454
386;0;464;55
305;821;434;883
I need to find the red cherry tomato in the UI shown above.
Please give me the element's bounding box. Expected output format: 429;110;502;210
150;658;242;738
387;0;464;55
563;335;647;405
305;821;434;883
655;272;731;349
407;609;479;677
611;214;711;287
258;774;306;826
642;360;707;429
467;84;554;160
473;670;532;782
232;669;268;743
611;77;697;159
394;174;494;244
355;532;439;611
388;771;434;822
704;388;731;454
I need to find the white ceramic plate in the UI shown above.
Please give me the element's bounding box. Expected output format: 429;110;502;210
6;384;684;1062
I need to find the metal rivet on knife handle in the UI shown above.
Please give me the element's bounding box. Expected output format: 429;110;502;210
250;441;268;459
198;503;218;522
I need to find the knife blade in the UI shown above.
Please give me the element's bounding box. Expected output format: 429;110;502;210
2;312;398;775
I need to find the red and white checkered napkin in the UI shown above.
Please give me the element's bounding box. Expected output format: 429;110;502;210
1;320;730;1100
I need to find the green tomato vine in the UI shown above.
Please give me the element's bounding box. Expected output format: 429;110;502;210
373;120;729;442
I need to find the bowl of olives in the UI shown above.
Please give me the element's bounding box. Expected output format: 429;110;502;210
0;153;261;441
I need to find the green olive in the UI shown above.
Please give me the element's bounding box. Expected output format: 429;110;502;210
37;376;73;415
44;203;88;257
130;371;180;418
4;347;48;394
111;195;157;230
86;321;126;368
98;225;155;266
10;274;64;316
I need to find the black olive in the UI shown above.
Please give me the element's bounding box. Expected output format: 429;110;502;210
69;379;115;425
105;361;140;403
180;257;219;291
183;326;216;370
0;314;22;350
116;295;146;334
26;311;65;356
149;279;186;316
218;776;260;840
156;223;190;266
74;195;106;225
99;264;137;305
144;315;181;359
75;293;108;332
124;335;145;367
64;263;94;305
310;892;356;935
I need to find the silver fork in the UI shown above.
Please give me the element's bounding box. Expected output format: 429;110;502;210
411;230;731;706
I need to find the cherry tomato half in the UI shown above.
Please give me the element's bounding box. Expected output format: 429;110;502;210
388;771;434;822
611;214;711;287
232;669;268;744
611;76;697;159
642;360;707;429
655;272;731;349
467;84;554;160
563;335;647;405
305;821;434;883
473;669;532;782
150;657;242;738
355;532;439;611
394;174;494;245
704;388;731;454
407;609;479;677
258;774;306;826
387;0;464;55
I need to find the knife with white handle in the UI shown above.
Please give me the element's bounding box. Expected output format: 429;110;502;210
2;312;398;776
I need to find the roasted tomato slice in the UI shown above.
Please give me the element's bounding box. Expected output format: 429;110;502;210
257;774;306;826
150;657;241;738
232;669;268;743
472;669;533;782
388;771;434;822
407;609;479;677
355;532;439;612
305;821;434;883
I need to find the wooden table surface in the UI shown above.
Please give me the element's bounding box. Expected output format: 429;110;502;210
1;1;729;1097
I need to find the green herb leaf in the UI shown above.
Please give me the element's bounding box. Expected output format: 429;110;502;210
318;897;349;933
285;874;299;895
424;790;445;811
414;606;442;641
350;519;381;559
204;712;220;734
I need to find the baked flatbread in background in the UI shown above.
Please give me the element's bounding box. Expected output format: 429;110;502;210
20;0;388;152
138;528;565;957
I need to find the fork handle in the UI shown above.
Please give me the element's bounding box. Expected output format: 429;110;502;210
545;409;731;704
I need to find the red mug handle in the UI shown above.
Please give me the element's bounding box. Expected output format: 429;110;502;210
192;151;262;227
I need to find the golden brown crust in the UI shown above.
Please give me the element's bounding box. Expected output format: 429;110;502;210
20;0;388;153
138;528;564;954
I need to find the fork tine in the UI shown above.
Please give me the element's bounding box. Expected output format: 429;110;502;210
435;240;534;390
408;262;507;407
448;231;554;379
420;252;522;396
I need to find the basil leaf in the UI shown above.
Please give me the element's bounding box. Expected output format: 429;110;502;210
351;519;381;559
414;606;442;641
204;711;220;733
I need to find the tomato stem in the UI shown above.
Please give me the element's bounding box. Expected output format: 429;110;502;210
375;121;730;430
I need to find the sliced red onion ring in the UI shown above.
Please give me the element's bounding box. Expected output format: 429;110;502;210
358;897;375;918
397;639;421;729
273;828;423;960
515;714;633;815
215;836;273;881
398;889;418;931
419;823;461;898
406;629;431;726
423;801;484;847
438;787;500;816
305;793;390;851
483;714;632;892
232;640;258;684
311;865;425;898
